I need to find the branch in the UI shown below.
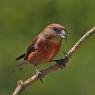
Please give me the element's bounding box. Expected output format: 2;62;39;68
12;27;95;95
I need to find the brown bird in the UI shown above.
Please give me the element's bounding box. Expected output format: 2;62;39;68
16;23;67;75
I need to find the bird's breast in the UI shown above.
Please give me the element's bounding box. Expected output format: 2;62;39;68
37;40;61;61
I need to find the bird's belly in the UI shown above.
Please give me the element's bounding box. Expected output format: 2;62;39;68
28;42;61;65
39;43;60;61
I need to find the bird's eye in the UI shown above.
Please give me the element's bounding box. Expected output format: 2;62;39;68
53;28;61;32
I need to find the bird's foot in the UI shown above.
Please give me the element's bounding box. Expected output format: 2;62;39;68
50;54;69;68
55;58;68;68
36;70;45;82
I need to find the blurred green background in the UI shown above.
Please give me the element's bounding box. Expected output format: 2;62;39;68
0;0;95;95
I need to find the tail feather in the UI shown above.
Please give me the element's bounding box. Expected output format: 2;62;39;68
17;60;28;70
16;53;25;60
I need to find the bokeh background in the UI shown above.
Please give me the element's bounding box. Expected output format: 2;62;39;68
0;0;95;95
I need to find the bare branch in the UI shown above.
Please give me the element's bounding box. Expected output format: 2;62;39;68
12;27;95;95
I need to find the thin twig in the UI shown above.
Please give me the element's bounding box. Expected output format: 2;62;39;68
12;27;95;95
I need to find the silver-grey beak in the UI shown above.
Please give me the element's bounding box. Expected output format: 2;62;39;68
59;30;67;40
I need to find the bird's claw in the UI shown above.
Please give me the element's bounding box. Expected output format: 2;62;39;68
50;54;69;68
57;55;69;68
36;70;44;82
55;59;67;68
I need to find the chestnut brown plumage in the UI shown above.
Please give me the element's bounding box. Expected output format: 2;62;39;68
16;23;67;73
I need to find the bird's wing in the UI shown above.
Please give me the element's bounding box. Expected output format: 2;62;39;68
24;36;38;60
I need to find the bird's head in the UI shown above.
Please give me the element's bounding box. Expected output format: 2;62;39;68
44;23;67;41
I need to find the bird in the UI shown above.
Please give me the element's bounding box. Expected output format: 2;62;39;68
16;23;67;76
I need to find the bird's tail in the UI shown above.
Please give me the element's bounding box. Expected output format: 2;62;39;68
12;60;28;72
17;60;28;70
16;53;25;60
11;53;27;72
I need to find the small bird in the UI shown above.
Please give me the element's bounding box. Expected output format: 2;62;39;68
16;23;67;75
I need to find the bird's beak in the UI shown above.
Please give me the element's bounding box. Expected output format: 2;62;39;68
59;30;67;40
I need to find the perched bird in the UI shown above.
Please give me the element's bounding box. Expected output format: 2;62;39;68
16;23;67;74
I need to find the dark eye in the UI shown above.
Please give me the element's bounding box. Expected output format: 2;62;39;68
53;28;61;32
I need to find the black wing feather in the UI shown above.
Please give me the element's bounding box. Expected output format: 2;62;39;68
24;46;35;60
